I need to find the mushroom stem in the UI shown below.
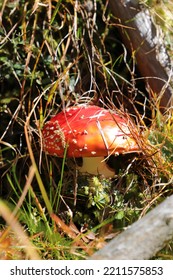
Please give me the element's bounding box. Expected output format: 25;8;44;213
77;157;115;178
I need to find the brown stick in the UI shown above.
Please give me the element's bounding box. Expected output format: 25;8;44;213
108;0;173;112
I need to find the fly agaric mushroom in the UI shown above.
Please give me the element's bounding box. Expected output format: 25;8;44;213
42;105;140;178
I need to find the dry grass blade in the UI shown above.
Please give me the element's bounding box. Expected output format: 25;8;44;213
0;200;41;260
51;213;90;253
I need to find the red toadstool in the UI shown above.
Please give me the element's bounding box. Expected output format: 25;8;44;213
42;105;140;178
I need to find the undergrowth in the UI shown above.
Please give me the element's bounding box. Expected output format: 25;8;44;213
0;0;173;259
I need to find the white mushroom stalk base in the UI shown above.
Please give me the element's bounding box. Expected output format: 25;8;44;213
77;157;115;178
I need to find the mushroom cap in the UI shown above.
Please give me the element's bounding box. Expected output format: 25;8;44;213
42;105;140;157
